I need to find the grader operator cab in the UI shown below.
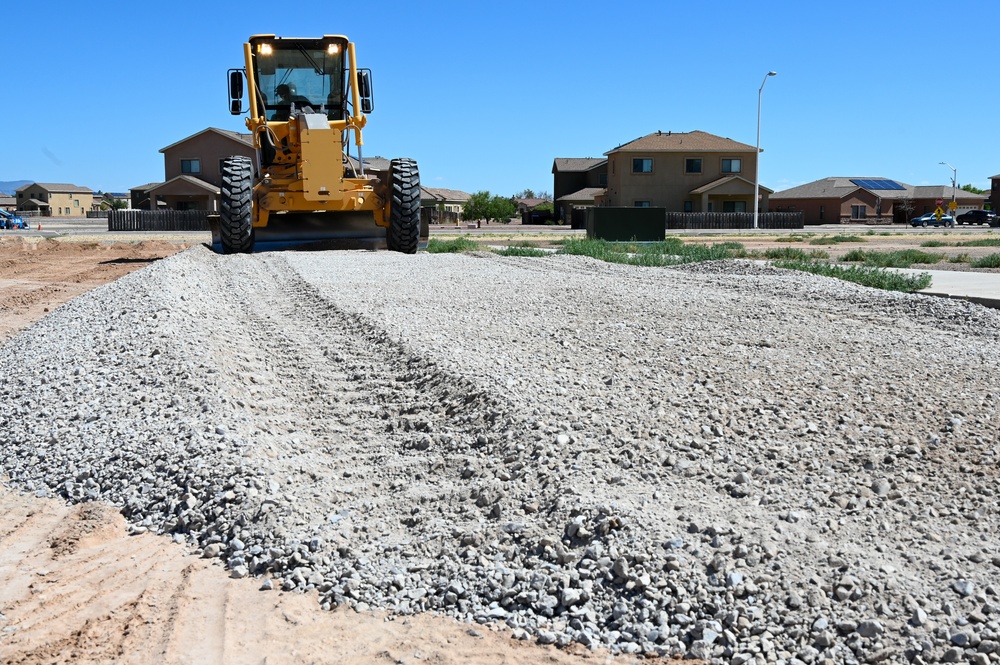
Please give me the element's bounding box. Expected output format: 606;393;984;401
214;34;422;253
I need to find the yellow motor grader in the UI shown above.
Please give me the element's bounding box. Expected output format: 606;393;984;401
214;34;422;253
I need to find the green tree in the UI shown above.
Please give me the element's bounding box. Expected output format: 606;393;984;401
462;190;517;223
961;184;986;195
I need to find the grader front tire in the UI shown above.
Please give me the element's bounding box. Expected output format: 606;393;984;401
220;156;255;254
387;158;420;254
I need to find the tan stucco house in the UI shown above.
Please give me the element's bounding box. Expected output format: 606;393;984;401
131;128;256;210
16;183;95;216
599;130;769;213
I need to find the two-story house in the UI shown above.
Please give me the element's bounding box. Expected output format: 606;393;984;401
599;130;769;213
130;128;256;210
16;183;95;217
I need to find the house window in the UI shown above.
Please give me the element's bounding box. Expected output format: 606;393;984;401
723;201;747;213
683;201;693;212
598;173;607;186
851;205;866;220
634;201;651;208
685;158;702;174
632;158;652;174
722;159;741;174
181;159;201;174
819;205;824;221
74;200;80;207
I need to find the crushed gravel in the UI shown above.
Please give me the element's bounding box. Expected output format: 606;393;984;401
2;245;999;664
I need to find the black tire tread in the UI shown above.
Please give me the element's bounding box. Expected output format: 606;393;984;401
387;158;420;254
220;156;255;254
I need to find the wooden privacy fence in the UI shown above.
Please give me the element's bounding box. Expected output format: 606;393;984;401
665;212;804;230
108;209;211;232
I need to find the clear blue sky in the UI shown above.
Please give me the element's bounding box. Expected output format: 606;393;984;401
5;0;998;197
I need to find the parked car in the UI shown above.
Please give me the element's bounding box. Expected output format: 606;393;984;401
910;212;954;228
955;209;996;225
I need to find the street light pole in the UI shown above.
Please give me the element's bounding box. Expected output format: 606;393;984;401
939;161;957;208
753;71;777;230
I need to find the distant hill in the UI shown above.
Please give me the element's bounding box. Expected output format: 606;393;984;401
0;180;32;196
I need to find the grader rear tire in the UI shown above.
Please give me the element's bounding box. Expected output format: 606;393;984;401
387;158;420;254
220;156;255;254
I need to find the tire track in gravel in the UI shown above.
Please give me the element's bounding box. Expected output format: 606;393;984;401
200;252;534;548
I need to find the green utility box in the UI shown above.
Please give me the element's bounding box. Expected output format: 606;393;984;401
586;207;666;242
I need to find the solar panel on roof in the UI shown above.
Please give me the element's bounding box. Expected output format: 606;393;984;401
851;178;905;191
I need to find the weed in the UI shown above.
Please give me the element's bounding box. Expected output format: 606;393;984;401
949;253;971;264
840;249;943;268
920;240;951;248
971;253;1000;269
774;260;932;292
956;238;1000;248
425;237;480;253
764;247;810;260
494;246;550;257
809;235;866;245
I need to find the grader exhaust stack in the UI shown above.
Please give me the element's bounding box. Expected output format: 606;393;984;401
212;34;424;253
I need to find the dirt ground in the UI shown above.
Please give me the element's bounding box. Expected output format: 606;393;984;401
0;228;996;663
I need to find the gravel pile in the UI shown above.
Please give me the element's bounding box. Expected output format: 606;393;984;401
2;246;999;664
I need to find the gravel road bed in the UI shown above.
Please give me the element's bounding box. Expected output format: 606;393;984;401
2;246;999;664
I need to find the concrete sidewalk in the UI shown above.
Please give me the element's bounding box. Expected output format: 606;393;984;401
894;268;1000;309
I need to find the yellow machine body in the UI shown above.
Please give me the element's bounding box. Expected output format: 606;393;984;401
213;35;423;252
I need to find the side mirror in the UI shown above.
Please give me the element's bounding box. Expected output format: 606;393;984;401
358;69;374;114
228;69;245;115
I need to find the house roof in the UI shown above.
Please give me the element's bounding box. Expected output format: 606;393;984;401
772;177;910;200
689;175;772;195
911;185;985;200
24;198;49;207
772;177;985;201
606;130;756;155
159;127;254;153
514;197;549;208
146;175;220;194
556;187;606;202
130;182;163;192
421;187;471;202
552;158;607;173
15;182;93;194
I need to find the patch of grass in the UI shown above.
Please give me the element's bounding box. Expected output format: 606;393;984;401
493;246;550;257
920;240;951;248
956;238;1000;248
774;260;932;292
557;237;746;266
425;237;480;253
971;253;1000;269
808;249;830;259
840;249;944;268
809;234;866;245
949;253;971;264
764;247;810;260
